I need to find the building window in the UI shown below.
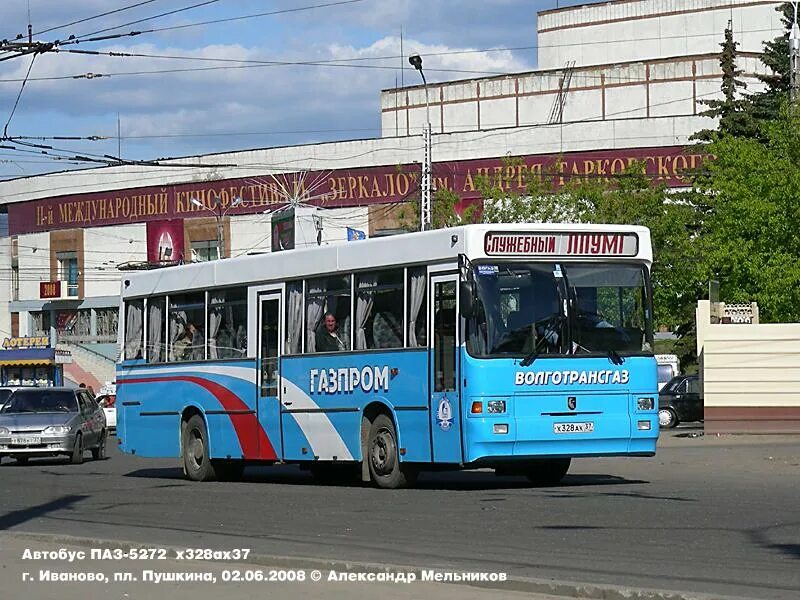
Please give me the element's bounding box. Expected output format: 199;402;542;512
57;251;79;297
95;308;119;341
191;240;220;262
11;265;19;301
31;311;51;337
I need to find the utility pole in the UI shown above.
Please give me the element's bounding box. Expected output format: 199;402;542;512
791;2;800;102
408;54;431;232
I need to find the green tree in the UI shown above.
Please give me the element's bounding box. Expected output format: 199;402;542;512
750;3;794;123
692;24;758;141
399;184;480;230
695;104;800;322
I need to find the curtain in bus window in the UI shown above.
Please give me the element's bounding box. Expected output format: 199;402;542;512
169;310;187;361
146;298;165;363
407;269;426;347
355;274;377;350
305;282;325;353
208;291;225;359
286;282;303;354
124;301;143;360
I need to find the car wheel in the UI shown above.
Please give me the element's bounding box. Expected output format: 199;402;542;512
182;415;216;482
70;434;84;465
212;460;245;482
15;456;29;465
92;430;107;460
659;408;678;429
526;458;571;486
366;414;415;489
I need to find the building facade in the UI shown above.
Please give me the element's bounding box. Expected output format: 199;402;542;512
0;0;784;386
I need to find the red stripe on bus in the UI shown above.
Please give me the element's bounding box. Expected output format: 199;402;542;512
119;376;276;460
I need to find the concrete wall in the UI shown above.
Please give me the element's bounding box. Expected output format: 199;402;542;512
16;231;50;304
537;0;783;70
83;224;147;298
381;54;767;137
0;237;10;337
697;301;800;433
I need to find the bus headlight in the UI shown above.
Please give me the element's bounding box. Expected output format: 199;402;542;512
637;397;654;411
487;400;506;414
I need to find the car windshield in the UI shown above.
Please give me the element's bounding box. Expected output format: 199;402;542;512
465;261;653;358
0;389;13;405
0;390;78;414
657;365;675;384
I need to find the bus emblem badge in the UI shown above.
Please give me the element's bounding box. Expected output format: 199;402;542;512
568;397;577;410
437;398;453;431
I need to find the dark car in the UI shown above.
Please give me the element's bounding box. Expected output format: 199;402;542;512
658;375;703;428
0;387;107;465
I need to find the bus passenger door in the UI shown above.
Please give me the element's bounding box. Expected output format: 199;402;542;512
257;291;283;458
430;274;462;464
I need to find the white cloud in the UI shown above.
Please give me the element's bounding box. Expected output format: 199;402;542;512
0;1;550;176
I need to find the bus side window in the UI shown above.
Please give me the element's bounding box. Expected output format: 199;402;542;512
407;267;427;347
124;299;144;361
434;281;457;392
305;275;351;353
357;269;403;350
145;297;166;363
208;287;247;360
285;281;303;354
168;293;205;362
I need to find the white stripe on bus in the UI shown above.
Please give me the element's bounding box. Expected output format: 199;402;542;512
282;377;354;461
118;364;257;386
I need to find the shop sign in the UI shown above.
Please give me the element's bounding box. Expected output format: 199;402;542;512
2;336;51;349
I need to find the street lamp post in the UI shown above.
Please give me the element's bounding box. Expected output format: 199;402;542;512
409;53;432;232
190;196;243;259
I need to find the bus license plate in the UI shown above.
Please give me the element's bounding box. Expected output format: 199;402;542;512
11;436;41;446
553;422;594;434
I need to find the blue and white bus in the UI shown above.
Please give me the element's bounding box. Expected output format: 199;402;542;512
117;223;658;488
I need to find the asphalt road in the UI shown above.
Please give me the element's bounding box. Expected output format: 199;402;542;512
1;426;798;599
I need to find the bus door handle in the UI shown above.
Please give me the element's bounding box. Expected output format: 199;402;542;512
283;401;293;406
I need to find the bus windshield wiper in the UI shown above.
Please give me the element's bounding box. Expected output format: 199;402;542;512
519;348;538;367
607;349;625;365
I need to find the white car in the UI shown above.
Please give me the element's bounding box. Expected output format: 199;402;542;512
97;394;116;430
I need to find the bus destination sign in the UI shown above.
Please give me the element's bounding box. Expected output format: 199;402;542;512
484;232;639;257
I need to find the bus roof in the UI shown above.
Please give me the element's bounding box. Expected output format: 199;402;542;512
121;223;652;299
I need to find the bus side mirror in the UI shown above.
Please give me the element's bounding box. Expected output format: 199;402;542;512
460;281;476;318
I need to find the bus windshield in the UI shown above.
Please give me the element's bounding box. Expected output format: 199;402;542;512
466;262;653;358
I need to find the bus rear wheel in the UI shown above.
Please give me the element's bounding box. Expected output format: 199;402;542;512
182;415;216;482
367;414;415;489
526;458;571;486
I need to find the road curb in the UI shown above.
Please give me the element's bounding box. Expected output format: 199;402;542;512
3;531;755;600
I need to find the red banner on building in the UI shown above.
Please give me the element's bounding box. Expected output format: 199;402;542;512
8;146;711;235
146;219;185;264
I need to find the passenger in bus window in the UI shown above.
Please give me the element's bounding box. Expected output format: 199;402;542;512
316;313;347;352
172;329;191;361
187;322;205;360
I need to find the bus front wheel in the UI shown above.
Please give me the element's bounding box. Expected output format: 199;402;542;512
526;458;571;486
367;414;415;489
182;415;216;482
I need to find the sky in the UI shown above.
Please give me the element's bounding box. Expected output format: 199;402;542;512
0;0;601;180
